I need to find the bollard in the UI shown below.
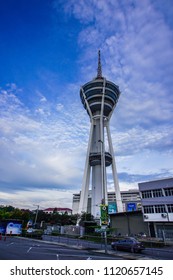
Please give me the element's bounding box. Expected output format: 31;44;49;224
4;235;6;241
0;234;2;240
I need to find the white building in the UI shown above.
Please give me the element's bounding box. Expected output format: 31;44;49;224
43;208;72;215
139;177;173;240
73;189;141;215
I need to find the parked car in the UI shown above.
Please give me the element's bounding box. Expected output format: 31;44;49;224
111;237;145;253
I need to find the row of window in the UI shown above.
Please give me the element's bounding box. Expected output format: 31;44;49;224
83;81;119;93
141;187;173;198
143;204;173;214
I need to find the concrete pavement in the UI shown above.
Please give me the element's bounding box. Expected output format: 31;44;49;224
4;235;173;259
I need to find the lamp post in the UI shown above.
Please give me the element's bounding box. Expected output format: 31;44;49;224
33;205;39;228
98;137;108;254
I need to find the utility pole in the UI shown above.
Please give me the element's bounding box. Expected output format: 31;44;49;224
33;205;39;228
100;204;108;254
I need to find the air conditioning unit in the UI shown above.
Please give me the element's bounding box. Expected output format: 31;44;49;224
144;215;148;219
161;213;167;218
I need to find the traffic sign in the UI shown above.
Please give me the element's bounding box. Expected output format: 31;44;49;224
100;204;109;225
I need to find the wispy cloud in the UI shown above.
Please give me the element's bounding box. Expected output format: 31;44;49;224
0;188;75;209
0;85;88;195
0;0;173;208
57;0;173;190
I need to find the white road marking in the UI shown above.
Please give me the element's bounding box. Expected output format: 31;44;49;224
7;242;14;246
27;247;32;253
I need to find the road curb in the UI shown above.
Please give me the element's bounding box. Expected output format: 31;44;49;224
91;249;156;260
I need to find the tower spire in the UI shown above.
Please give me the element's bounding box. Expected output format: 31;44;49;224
97;49;102;78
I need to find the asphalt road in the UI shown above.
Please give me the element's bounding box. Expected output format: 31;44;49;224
43;235;173;260
0;236;122;260
0;236;173;260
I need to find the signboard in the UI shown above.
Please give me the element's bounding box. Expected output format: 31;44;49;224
6;222;22;234
100;204;109;225
0;220;22;235
108;202;117;214
95;227;107;233
137;203;142;210
126;202;137;212
0;221;6;234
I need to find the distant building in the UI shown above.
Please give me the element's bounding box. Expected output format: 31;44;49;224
72;189;141;215
139;177;173;240
43;208;72;215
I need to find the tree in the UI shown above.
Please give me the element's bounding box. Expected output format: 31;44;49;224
79;212;94;223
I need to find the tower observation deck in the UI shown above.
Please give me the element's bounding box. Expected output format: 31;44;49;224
78;51;123;219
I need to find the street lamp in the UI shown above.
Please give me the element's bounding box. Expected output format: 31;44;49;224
98;139;108;254
33;205;39;228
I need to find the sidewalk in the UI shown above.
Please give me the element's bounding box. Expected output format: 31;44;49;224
92;249;156;260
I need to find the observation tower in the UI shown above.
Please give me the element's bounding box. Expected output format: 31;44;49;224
78;51;123;219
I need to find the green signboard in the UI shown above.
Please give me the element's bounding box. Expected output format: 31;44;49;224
108;202;117;214
100;204;109;225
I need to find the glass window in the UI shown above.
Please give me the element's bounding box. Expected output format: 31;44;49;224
164;188;173;196
167;204;173;213
141;190;152;198
152;189;163;197
143;206;154;213
154;205;166;213
106;83;117;91
84;82;103;91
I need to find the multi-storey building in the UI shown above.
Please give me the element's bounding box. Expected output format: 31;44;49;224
139;177;173;239
72;189;141;215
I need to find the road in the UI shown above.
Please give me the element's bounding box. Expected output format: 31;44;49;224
0;236;172;260
142;246;173;260
0;236;122;260
43;235;173;260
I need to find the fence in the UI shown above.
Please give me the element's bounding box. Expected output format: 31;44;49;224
42;234;106;250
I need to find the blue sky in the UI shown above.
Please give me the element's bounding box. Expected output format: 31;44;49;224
0;0;173;210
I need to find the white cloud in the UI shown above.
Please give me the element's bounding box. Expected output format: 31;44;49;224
0;0;173;209
0;85;88;197
56;103;64;112
0;188;75;209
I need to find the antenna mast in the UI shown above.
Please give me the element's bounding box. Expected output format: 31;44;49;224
97;50;102;78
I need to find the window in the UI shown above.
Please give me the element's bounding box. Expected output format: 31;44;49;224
152;189;163;197
106;82;117;91
142;189;166;198
84;82;103;91
141;190;152;199
154;205;166;213
143;206;154;213
164;188;173;196
167;204;173;213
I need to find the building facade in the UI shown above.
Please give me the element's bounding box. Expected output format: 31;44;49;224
110;211;149;237
43;208;72;215
73;189;141;215
139;177;173;240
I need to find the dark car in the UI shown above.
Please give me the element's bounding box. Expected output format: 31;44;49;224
111;237;145;253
